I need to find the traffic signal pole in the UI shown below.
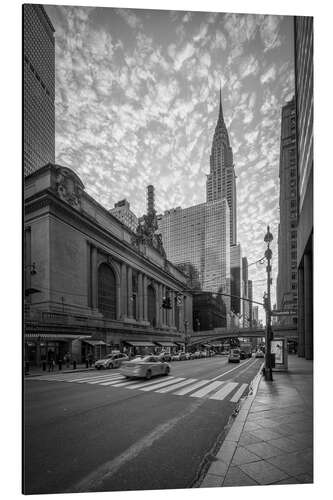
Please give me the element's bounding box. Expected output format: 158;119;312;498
264;226;273;382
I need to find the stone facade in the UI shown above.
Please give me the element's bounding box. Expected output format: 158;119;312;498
24;164;192;365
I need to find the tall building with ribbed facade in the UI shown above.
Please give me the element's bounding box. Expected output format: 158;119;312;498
158;91;233;325
294;16;313;360
276;97;298;322
206;89;237;245
23;4;55;176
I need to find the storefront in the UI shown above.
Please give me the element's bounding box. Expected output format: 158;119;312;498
81;339;108;362
122;340;156;357
154;341;178;354
24;333;92;366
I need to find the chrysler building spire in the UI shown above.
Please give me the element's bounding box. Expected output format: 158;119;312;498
219;83;224;122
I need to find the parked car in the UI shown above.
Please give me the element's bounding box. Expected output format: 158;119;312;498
193;350;201;359
184;352;191;360
255;350;265;358
120;355;170;379
228;348;241;363
171;352;185;361
157;352;172;362
95;352;129;370
200;350;207;358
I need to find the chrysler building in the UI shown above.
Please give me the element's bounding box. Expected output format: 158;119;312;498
206;88;237;245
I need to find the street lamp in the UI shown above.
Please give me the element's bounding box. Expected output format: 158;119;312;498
264;226;273;381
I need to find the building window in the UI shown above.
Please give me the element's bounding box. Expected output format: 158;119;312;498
98;263;116;319
290;169;295;178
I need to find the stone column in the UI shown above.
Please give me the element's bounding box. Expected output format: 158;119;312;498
170;291;175;327
297;264;305;358
143;275;148;321
121;262;127;318
127;266;133;319
91;245;98;309
304;252;313;360
138;272;143;321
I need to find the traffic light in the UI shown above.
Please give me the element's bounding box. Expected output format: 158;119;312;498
162;296;172;309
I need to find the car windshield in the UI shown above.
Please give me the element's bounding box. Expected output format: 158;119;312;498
232;349;240;354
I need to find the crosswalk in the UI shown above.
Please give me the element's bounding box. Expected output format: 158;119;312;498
29;371;249;403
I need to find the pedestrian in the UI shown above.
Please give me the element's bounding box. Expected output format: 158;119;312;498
48;358;54;372
58;357;62;371
65;352;71;368
88;352;93;368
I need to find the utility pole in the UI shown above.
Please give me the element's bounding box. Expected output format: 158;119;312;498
264;226;273;381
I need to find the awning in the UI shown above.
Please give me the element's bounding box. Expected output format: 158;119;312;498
175;342;184;346
82;340;107;347
154;341;177;347
202;344;211;348
124;341;155;347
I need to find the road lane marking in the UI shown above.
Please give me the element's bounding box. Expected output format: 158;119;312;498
190;381;225;398
173;379;210;395
140;377;185;392
209;382;238;401
210;358;253;381
155;378;198;393
236;360;258;377
69;397;205;493
230;383;248;403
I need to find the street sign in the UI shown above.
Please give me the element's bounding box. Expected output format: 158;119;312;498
271;310;297;316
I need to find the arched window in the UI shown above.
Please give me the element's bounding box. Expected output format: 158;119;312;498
98;263;116;319
147;285;156;327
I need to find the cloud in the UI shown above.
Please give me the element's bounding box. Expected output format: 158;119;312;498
260;15;283;51
260;65;277;84
116;8;143;29
174;43;196;71
238;54;259;79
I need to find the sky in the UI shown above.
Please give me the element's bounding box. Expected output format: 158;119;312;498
44;4;295;313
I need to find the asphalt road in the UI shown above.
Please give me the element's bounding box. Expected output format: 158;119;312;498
23;355;263;494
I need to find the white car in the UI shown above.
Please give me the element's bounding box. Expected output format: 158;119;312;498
94;353;129;370
120;355;170;379
255;350;265;358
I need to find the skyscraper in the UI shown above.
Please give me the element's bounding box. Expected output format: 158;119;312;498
294;16;313;360
158;90;233;322
23;4;55;176
206;88;237;245
276;97;298;321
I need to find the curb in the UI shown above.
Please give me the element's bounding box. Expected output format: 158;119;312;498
199;363;264;488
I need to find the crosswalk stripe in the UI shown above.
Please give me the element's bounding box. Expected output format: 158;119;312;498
209;382;238;401
173;379;210;396
140;377;185;392
99;377;128;386
110;379;141;388
126;376;177;390
86;376;124;385
230;383;248;403
155;378;198;393
190;381;225;398
69;373;121;383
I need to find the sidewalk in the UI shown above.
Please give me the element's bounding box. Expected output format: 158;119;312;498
25;364;95;377
200;355;313;488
